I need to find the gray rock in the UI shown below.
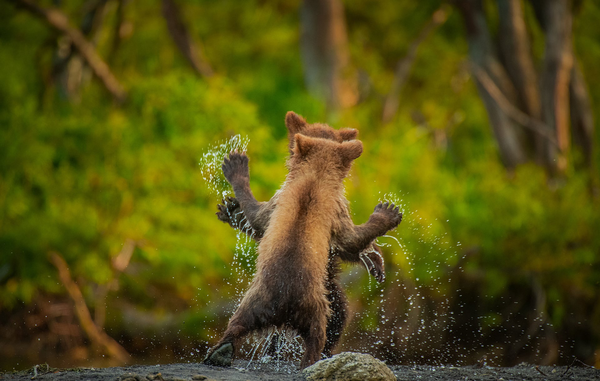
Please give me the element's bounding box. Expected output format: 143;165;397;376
302;352;396;381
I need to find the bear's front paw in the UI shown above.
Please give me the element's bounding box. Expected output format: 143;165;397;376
363;244;385;283
222;150;250;186
216;196;241;225
362;245;385;283
373;201;402;230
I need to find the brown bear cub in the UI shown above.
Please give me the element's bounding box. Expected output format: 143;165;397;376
217;112;386;281
215;112;389;356
205;134;402;368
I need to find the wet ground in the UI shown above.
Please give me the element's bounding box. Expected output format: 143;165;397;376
1;361;598;381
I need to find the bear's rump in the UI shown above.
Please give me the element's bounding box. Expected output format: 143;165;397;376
245;271;329;330
269;289;330;331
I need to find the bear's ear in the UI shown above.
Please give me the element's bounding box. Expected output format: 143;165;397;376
294;133;316;157
339;128;358;141
285;111;308;135
340;140;363;164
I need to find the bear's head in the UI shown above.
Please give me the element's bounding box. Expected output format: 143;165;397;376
285;111;358;154
289;133;363;179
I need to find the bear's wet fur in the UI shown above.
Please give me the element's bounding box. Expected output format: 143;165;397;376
207;123;402;368
213;112;399;360
205;134;367;368
218;113;385;279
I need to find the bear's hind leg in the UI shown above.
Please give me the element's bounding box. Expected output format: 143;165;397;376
204;341;234;367
298;310;327;369
323;276;348;357
204;300;264;367
204;322;249;367
299;328;326;369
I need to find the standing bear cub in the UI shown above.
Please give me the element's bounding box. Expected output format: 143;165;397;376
216;112;387;283
215;112;391;357
204;133;402;369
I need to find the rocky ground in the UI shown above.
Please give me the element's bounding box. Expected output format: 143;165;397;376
1;359;598;381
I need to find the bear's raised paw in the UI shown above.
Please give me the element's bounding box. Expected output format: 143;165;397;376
373;202;402;230
222;151;249;186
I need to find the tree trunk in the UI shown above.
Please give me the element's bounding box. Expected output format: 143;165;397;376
456;0;527;169
497;0;543;158
569;61;594;168
162;0;213;78
538;0;574;173
300;0;357;111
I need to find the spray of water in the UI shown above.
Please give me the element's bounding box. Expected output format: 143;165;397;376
198;147;449;368
334;190;470;365
197;141;531;368
348;191;552;367
199;134;250;200
198;134;259;293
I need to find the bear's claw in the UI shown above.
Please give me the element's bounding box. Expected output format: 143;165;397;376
216;197;240;224
373;201;402;229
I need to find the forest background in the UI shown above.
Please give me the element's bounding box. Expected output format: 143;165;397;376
1;0;599;372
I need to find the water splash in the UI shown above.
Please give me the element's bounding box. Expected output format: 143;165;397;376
196;147;564;367
237;328;304;373
199;134;250;200
378;192;406;215
344;190;558;367
198;134;259;297
199;134;257;289
340;190;473;365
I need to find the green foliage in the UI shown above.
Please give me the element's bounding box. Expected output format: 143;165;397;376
0;0;599;367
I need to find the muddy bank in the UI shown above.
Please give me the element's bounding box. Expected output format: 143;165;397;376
1;361;598;381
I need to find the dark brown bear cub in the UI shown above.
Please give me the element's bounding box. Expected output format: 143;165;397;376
204;134;401;369
217;112;386;283
215;112;391;357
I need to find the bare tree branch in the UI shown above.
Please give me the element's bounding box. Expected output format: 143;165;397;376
7;0;127;103
49;251;130;363
162;0;214;78
470;63;558;147
52;0;109;102
382;6;450;123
